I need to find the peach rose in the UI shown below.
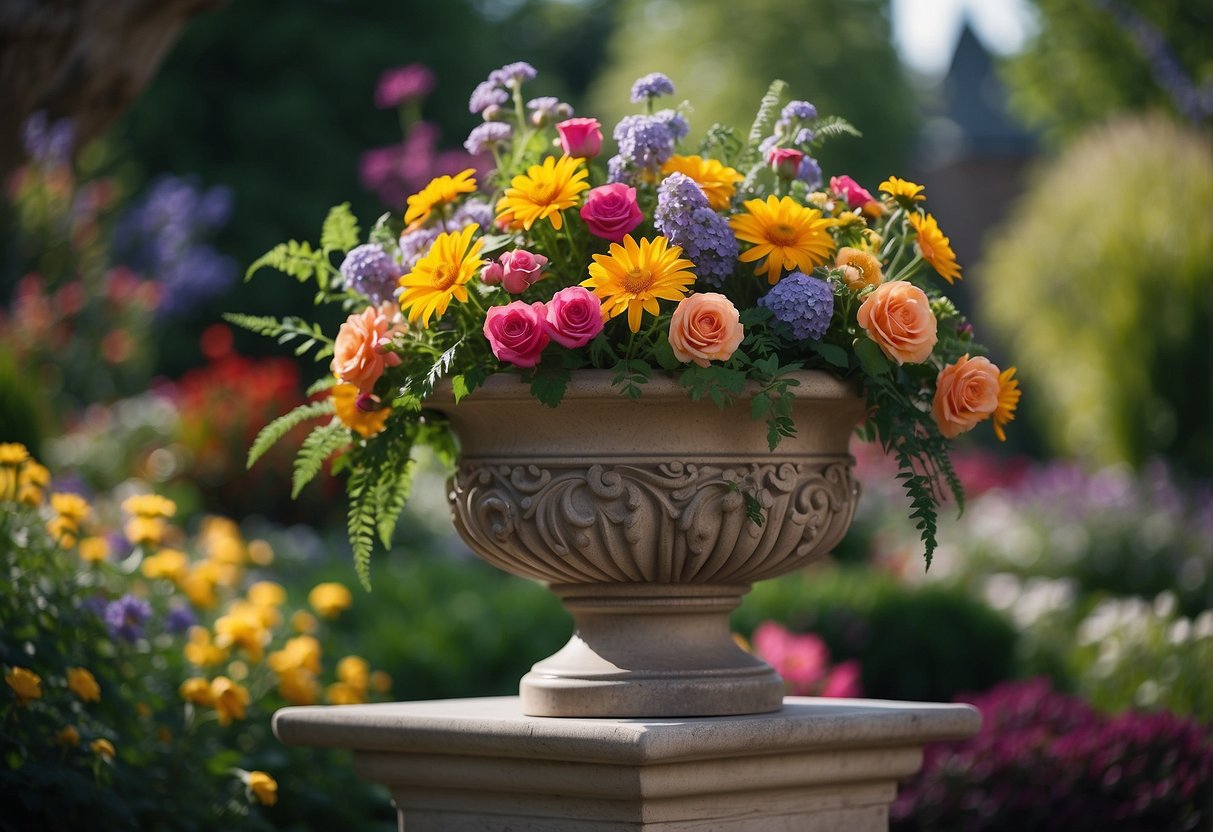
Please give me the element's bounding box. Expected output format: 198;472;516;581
856;281;936;364
668;293;744;368
932;354;1000;438
330;304;402;393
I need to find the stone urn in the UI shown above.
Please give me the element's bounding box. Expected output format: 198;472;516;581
426;369;865;718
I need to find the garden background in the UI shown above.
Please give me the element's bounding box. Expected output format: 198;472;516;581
2;0;1211;829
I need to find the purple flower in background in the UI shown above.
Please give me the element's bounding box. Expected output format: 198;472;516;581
654;173;738;288
798;155;823;188
165;604;196;635
398;226;442;273
464;122;512;155
654;108;689;141
21;111;74;167
760;272;834;341
526;96;571;126
105;594;152;643
606;154;629;185
453;198;494;231
488;61;536;87
360;121;484;211
614;114;676;172
630;72;675;103
781;100;818;121
339;243;400;305
469;81;509;115
374;63;436;109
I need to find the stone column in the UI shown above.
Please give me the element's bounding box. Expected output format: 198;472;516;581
274;695;978;831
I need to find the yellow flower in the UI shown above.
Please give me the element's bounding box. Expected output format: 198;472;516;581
398;224;485;328
141;548;189;582
200;516;245;563
326;682;365;705
6;666;42;705
121;493;177;519
247;581;286;608
583;235;697;332
17;461;49;506
308;582;353;619
125;516;166;547
90;738;116;761
907;212;962;284
0;442;30;465
51;492;90;522
730;195;836;284
275;666;319;705
369;670;393;694
184;626;228;667
0;467;16;503
835;246;884;291
247;770;278;806
78;536;111;563
179;677;214;706
210;676;250;725
336;656;370;692
267;635;322;675
404;168;477;226
247;539;275;566
879;176;926;205
331;384;390;438
47;516;80;548
290;610;318;634
993;366;1021;442
181;563;219;610
660;155;743;210
214;606;269;663
56;725;80;747
494;155;589;231
67;667;101;703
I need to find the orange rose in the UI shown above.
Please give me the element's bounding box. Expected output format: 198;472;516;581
932;354;1000;438
855;281;936;364
668;293;744;368
330;304;402;393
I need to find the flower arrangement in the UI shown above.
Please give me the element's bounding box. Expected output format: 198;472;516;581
234;64;1020;584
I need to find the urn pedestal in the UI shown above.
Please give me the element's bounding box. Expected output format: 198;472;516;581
427;370;865;718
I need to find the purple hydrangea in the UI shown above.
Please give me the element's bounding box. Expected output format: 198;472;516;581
630;72;675;102
105;594;152;643
399;226;442;273
606;154;629;185
654;173;739;288
781;100;818;121
526;97;571;126
614;114;676;172
469;81;508;115
453;199;494;231
488;61;537;86
654;108;689;141
759;272;834;341
793;127;815;145
339;243;400;305
165;604;196;635
798;155;823;188
464;122;512;155
21;111;74;168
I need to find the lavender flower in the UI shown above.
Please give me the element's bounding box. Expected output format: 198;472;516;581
630;72;675;103
453;199;494;231
21;111;74;167
654;108;689;141
614;114;676;172
339;243;400;305
606;154;629;185
464;122;512;155
781;100;818;121
525;96;565;126
759;272;834;341
374;64;436;109
488;61;537;87
399;226;441;273
654;173;738;288
798;155;823;188
165;604;196;635
105;594;152;643
469;81;508;115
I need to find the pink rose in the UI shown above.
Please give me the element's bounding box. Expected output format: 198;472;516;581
767;147;805;180
483;301;550;368
330;305;402;393
544;286;604;349
668;292;744;367
555;117;603;159
579;183;644;243
497;249;549;294
480;261;504;286
829;175;875;209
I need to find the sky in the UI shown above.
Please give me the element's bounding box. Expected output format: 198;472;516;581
891;0;1037;77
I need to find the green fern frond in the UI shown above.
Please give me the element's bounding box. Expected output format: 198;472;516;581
744;79;788;163
810;115;862;145
321;203;360;255
247;400;334;469
245;240;324;283
222;313;286;339
291;421;349;498
347;460;378;591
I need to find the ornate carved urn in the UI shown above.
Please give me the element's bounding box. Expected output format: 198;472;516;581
427;370;864;718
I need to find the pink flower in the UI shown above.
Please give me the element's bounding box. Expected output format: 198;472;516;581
483;301;550;368
753;622;828;695
330;305;402;393
821;660;862;699
496;250;549;294
668;293;744;367
767;147;805;180
545;287;604;349
555;117;604;158
579;183;644;243
374;64;436;109
829;175;875;209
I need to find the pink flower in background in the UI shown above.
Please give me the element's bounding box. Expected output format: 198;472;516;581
751;621;861;698
374;64;437;109
580;183;643;242
359;122;487;212
483;301;550;368
829;175;875;209
556;117;604;158
545;287;603;348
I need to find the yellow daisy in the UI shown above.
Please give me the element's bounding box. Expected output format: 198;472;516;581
992;366;1020;442
404;169;477;226
660;155;743;210
907;212;962;284
331;384;390;438
398;223;485;327
879;176;926;205
494;155;589;231
729;195;836;284
582;235;696;332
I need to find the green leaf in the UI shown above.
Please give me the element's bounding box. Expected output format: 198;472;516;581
653;335;682;371
751;393;772;420
745;79;789;160
321;203;360;255
247;400;335;468
811;341;850;369
369;212;398;247
809;115;863;145
245;240;324;283
530;366;571;407
854;337;892;376
347;460;377;591
305;376;337;397
451;374;470;403
291;422;349;498
373;451;414;549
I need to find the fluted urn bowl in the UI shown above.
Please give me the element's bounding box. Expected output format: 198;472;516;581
427;370;864;718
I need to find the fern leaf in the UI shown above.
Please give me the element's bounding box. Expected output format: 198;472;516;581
223;313;285;339
247;400;334;468
305;376;337;397
810;115;863;145
291;421;349;498
374;455;414;549
743;79;788;163
347;460;378;591
321;203;360;255
245;240;323;283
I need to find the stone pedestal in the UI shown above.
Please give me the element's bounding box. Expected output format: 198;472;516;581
273;696;979;831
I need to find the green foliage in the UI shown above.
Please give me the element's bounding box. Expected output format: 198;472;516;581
979;116;1213;474
291;422;348;498
222;313;334;359
0;348;47;457
246;400;335;469
319;203;360;257
744;79;790;164
734;567;1019;702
